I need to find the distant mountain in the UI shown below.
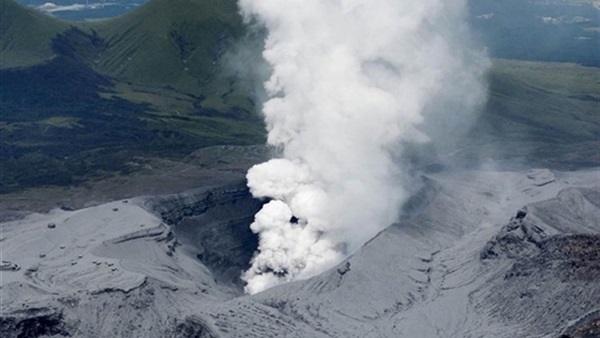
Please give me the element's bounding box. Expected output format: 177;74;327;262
90;0;252;103
469;0;599;67
0;0;598;194
2;0;251;99
0;0;68;68
17;0;147;21
12;0;600;66
0;0;265;193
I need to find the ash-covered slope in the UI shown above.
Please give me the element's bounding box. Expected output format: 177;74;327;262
0;181;259;338
1;168;598;337
205;169;599;338
479;186;600;337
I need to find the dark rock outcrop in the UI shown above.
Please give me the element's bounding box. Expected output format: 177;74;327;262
480;207;546;260
173;316;216;338
0;308;71;338
479;187;600;336
142;181;262;286
558;309;600;338
504;234;600;282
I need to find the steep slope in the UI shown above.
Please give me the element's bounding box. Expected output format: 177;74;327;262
2;0;256;109
0;0;69;68
76;0;258;113
90;0;243;94
0;0;266;194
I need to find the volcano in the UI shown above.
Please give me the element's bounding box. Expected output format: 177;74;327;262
1;0;599;337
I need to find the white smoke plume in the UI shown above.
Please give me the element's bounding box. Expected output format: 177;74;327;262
239;0;489;294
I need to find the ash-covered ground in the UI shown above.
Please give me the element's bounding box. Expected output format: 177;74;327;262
1;164;598;338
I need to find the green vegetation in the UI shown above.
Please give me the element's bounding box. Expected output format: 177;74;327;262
0;0;69;67
0;0;598;197
88;0;255;113
462;59;599;169
90;0;243;92
1;0;256;111
0;0;265;193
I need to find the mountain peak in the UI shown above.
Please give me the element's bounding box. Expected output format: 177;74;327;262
1;0;69;68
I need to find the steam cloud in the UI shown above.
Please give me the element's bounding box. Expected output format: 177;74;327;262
239;0;489;294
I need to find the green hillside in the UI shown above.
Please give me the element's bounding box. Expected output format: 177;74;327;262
91;0;242;92
1;0;254;111
86;0;258;118
0;0;69;68
0;0;265;193
462;60;599;169
87;0;255;112
0;0;598;196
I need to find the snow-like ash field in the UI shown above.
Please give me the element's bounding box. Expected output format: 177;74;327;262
1;168;598;338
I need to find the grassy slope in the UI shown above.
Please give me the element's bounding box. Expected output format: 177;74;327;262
0;0;265;193
86;0;254;112
91;0;239;85
462;59;599;169
89;0;267;151
0;0;69;68
0;0;598;195
1;0;254;111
